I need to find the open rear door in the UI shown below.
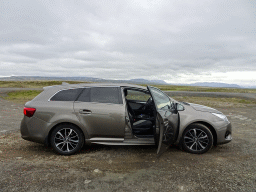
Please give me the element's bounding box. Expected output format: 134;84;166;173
147;86;179;156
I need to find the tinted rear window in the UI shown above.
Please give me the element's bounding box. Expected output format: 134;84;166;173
91;87;121;104
77;87;123;104
77;88;90;102
50;88;82;101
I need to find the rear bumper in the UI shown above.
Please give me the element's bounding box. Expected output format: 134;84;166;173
20;116;49;144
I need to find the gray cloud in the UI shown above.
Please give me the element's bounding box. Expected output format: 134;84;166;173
0;0;255;85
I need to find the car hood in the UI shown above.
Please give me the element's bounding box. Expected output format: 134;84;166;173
188;103;222;114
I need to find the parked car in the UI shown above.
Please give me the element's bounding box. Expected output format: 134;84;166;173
20;83;232;155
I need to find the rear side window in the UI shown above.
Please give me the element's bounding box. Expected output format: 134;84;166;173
50;88;82;101
77;87;123;104
76;88;90;102
91;87;121;104
126;89;150;101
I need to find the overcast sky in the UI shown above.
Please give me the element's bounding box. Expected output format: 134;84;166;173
0;0;255;86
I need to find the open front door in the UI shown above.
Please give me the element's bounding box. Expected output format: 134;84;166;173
147;86;179;156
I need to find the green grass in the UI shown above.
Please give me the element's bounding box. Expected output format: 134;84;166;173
3;90;43;104
1;80;256;106
172;96;256;108
3;89;256;108
0;81;255;93
140;84;256;93
0;80;90;88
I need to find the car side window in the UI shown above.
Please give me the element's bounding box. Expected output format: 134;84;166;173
50;88;82;101
149;87;171;110
77;87;123;104
91;87;122;104
126;90;151;101
77;88;90;102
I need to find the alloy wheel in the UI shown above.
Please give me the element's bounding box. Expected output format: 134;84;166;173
54;128;79;153
183;128;209;152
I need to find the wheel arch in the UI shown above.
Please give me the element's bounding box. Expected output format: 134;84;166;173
181;121;217;146
44;122;87;147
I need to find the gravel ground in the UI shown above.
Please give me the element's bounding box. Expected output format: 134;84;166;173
0;97;23;133
0;91;256;191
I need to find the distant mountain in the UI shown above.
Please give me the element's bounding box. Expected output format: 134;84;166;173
0;76;166;85
1;76;254;88
0;76;102;82
245;86;256;89
187;82;241;88
129;79;167;84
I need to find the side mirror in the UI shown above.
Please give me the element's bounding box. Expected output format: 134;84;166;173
175;103;185;111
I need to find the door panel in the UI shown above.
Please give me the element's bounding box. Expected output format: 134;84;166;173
156;110;179;155
156;112;168;155
74;102;126;138
147;86;179;155
162;110;179;145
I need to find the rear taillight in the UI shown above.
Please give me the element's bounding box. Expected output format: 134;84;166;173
23;107;36;117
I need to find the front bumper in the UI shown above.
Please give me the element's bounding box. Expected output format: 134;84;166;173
216;121;232;145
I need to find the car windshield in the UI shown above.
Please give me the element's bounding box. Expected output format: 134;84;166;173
149;87;173;110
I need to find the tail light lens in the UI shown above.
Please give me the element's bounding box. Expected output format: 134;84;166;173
23;107;36;117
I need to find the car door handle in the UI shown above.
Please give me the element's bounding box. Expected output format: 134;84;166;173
79;109;92;114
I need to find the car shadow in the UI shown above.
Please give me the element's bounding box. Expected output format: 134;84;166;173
79;144;181;155
23;141;232;157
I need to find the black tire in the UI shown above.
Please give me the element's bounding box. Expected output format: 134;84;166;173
50;124;84;155
181;123;213;154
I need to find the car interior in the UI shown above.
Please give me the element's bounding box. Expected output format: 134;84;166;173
124;88;157;138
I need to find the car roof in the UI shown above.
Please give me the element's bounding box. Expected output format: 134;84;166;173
43;82;147;91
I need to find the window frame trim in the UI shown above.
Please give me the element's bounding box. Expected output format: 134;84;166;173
125;88;151;102
75;86;124;105
48;88;83;102
48;86;147;105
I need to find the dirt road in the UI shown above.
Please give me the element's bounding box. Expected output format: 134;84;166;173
0;87;256;100
165;91;256;100
0;90;256;191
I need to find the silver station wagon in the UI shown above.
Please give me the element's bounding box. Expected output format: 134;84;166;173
20;83;232;155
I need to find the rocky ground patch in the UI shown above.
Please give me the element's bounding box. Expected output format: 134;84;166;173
0;91;256;191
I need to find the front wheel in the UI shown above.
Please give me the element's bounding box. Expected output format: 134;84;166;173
50;124;84;155
181;124;213;154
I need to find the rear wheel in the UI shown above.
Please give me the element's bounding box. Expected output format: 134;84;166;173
181;123;213;154
50;124;84;155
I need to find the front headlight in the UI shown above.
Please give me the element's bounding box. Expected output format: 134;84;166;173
212;113;229;122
